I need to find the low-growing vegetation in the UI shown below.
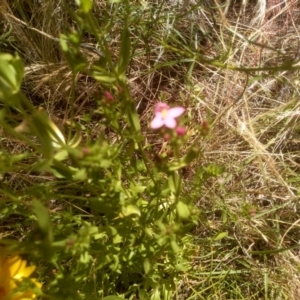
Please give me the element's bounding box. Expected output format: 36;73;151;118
1;0;300;299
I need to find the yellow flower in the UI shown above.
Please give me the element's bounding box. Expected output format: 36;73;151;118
0;256;41;300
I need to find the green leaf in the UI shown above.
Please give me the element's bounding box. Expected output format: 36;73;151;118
170;240;180;253
183;146;199;164
80;251;92;263
51;160;76;179
176;201;190;219
32;200;53;244
59;34;86;72
102;296;125;300
75;0;92;12
116;27;131;77
143;258;151;274
30;109;66;156
68;125;82;148
121;205;141;217
0;53;24;99
73;168;87;181
32;200;51;234
30;114;53;157
129;109;141;132
150;289;161;300
10;152;28;163
168;147;200;171
175;263;189;272
130;184;146;195
47;118;66;148
54;149;68;161
60;36;68;52
139;289;150;300
113;234;122;244
168;175;176;193
213;231;228;241
93;72;116;83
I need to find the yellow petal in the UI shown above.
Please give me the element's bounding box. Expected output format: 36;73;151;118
7;256;35;279
0;255;41;299
15;265;36;279
8;257;24;277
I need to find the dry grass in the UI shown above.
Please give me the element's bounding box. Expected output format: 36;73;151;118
1;0;300;298
178;1;300;298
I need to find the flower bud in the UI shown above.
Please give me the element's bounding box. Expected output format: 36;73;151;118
103;91;114;102
117;85;123;94
176;126;186;136
163;133;171;141
82;147;90;155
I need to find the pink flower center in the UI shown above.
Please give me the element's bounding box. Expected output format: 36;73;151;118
161;109;168;118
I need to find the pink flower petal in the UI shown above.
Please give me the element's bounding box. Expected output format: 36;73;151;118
164;117;177;128
168;107;185;118
155;102;170;113
151;116;165;129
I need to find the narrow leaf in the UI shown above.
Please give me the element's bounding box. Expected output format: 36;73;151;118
213;231;228;241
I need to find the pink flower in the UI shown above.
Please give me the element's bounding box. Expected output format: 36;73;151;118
151;102;185;129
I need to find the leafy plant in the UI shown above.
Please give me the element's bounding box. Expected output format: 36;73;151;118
0;1;208;299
